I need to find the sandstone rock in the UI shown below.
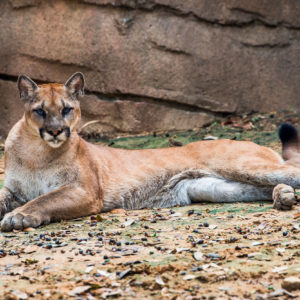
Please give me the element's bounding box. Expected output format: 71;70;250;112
0;80;213;140
281;276;300;291
0;80;23;140
0;0;299;138
79;95;213;138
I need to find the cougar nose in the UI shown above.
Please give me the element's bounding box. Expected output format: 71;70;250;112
47;129;63;137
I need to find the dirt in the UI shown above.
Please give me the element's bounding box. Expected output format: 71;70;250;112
1;112;300;299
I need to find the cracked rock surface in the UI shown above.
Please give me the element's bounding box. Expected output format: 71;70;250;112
0;0;299;138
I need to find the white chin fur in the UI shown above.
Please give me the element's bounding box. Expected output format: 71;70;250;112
45;139;65;148
43;131;67;148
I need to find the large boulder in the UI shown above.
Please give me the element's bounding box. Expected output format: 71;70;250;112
0;0;299;138
80;95;213;138
0;80;23;140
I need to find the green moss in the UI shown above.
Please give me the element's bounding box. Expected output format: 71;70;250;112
94;129;276;150
208;203;272;215
92;113;284;150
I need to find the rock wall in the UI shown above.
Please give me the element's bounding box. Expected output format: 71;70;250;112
0;0;299;139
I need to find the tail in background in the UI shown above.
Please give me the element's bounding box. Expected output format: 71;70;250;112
279;123;300;164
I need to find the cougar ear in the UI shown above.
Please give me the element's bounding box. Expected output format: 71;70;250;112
65;72;85;98
17;75;39;102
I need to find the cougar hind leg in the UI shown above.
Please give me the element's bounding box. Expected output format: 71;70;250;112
187;177;295;210
167;124;300;208
187;177;272;203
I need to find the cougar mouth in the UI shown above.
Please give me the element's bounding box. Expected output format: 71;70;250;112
39;127;71;148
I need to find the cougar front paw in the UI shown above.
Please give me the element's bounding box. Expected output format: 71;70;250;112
272;184;296;211
0;203;8;221
0;210;49;232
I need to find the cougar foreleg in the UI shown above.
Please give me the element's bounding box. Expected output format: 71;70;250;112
1;185;100;231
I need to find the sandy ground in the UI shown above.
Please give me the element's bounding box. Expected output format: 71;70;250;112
0;204;300;299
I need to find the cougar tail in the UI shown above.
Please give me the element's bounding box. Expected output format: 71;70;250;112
279;123;300;163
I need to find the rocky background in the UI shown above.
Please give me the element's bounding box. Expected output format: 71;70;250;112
0;0;299;139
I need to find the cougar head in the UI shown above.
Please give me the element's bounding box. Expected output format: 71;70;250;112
17;73;84;148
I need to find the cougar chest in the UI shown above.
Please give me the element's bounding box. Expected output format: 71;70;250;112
4;161;69;203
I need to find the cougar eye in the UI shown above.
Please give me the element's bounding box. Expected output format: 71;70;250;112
62;107;73;116
34;108;46;118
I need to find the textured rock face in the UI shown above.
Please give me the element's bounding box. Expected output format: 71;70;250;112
0;80;23;140
0;0;299;138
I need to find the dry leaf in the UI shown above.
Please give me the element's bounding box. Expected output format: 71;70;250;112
23;227;35;232
68;286;91;296
121;219;135;227
156;275;165;286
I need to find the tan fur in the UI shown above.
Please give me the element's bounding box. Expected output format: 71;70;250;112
0;73;297;231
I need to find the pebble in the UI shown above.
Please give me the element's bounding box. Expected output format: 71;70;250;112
193;251;204;261
45;244;52;249
282;276;300;291
11;290;28;300
206;253;221;259
9;250;18;255
229;237;238;243
109;238;116;245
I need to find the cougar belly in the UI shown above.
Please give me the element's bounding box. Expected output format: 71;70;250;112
102;168;273;211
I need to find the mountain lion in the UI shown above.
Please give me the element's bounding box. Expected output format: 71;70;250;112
0;73;298;231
